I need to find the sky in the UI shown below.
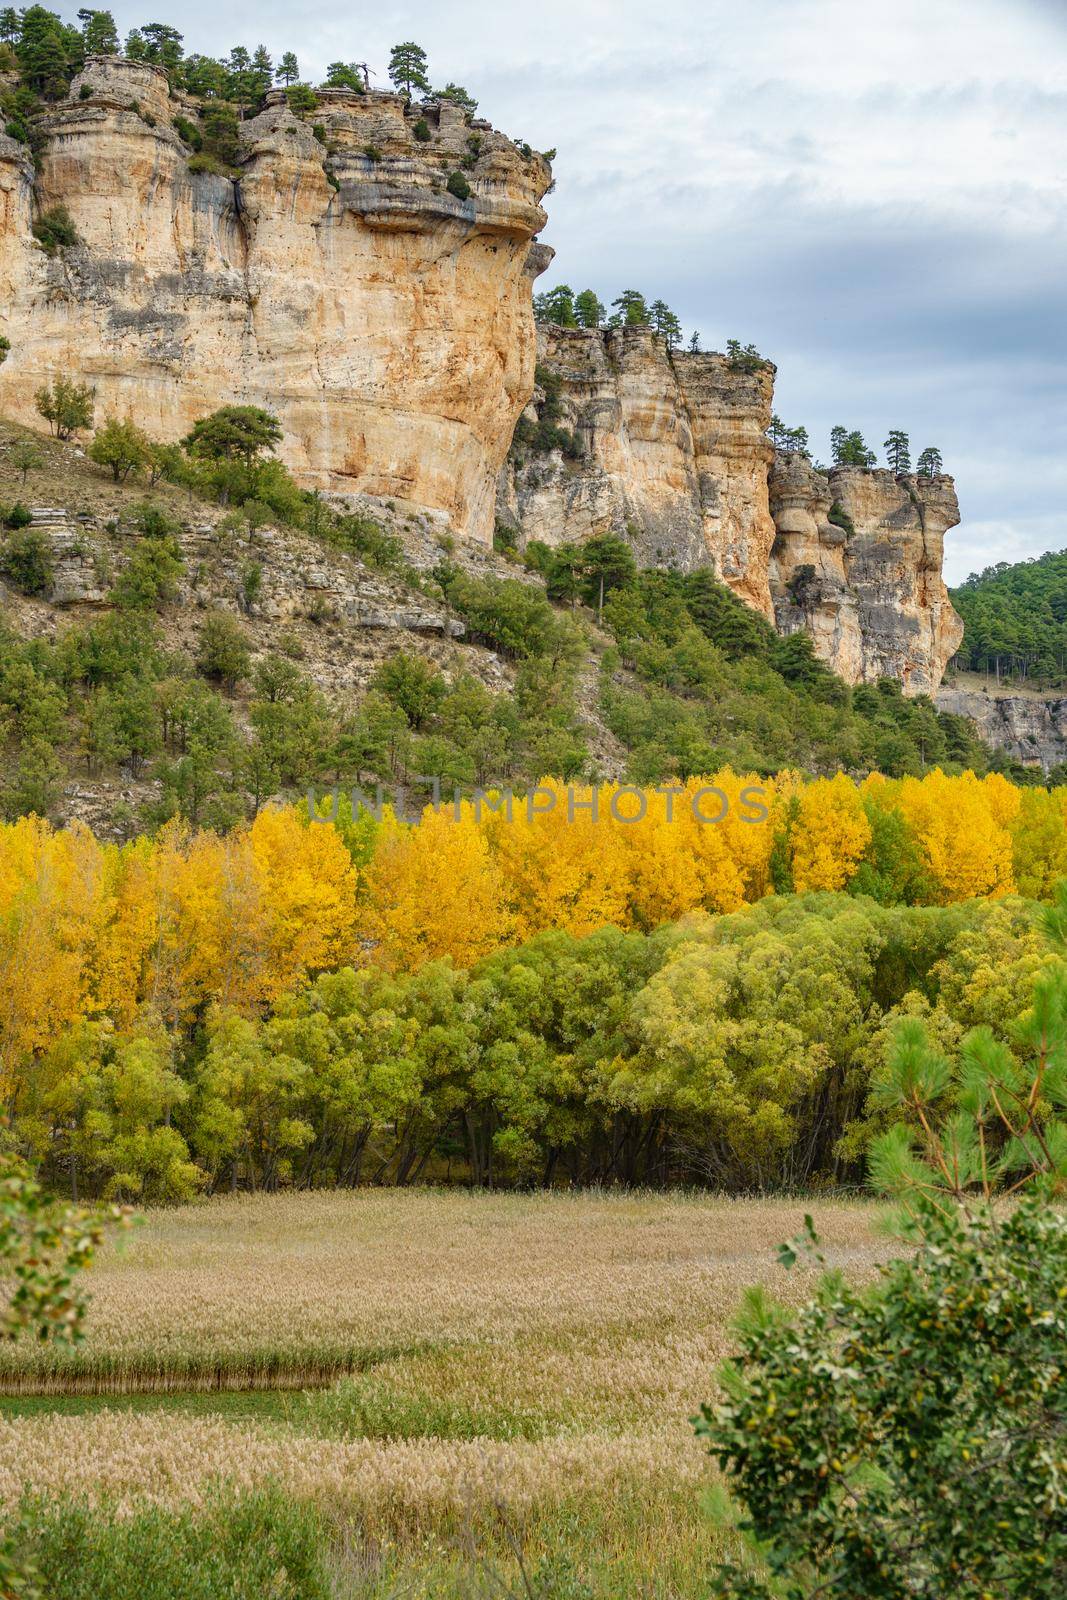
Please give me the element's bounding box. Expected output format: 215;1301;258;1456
101;0;1066;582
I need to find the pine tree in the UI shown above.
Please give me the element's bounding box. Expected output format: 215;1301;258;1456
916;446;943;477
610;289;649;327
0;8;19;45
140;22;182;69
18;5;74;96
533;284;577;326
649;299;682;350
436;83;478;115
574;289;605;328
78;9;119;56
276;51;299;87
688;330;701;353
388;41;430;98
884;429;911;475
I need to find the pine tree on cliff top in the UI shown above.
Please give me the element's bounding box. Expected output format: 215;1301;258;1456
884;428;911;475
388;41;429;98
276;51;299;86
574;289;605;328
917;446;944;477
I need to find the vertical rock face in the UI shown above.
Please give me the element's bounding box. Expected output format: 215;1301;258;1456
503;326;963;691
498;325;777;615
768;454;964;693
0;57;551;544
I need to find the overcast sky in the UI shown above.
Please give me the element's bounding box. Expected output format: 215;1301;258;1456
103;0;1066;582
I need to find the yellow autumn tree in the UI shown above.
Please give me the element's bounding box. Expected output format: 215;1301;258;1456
482;780;633;942
0;817;101;1102
364;803;512;971
896;769;1015;902
790;774;872;892
247;806;360;1004
620;777;750;927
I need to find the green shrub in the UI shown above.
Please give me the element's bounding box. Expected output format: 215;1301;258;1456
78;83;92;100
311;123;327;144
363;143;382;162
4;502;32;530
4;120;29;143
286;84;319;116
326;513;403;570
827;500;855;537
31;204;78;255
1;526;52;594
113;536;183;609
172;114;202;150
412;117;431;142
0;336;9;365
9;1490;335;1600
187;152;227;177
446;169;471;200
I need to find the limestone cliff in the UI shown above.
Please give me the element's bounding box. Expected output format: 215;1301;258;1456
934;686;1067;773
768;453;964;693
501;326;963;691
0;56;551;545
498;324;777;615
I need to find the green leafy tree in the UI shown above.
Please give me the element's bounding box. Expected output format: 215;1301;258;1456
388;41;430;98
31;203;78;255
695;913;1067;1599
17;5;76;97
195;611;251;690
883;428;911;474
10;440;42;487
112;535;183;610
139;22;182;70
34;375;94;439
88;416;151;481
1;526;52;594
725;339;768;373
275;50;299;86
830;425;877;468
182;405;282;468
325;61;364;91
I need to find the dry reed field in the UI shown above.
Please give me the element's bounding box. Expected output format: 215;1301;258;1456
0;1190;886;1593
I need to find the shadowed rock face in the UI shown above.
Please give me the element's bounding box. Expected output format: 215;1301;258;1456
499;324;777;614
934;688;1067;773
0;57;551;545
768;454;964;693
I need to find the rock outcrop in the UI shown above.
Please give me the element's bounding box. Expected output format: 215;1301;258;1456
498;324;777;615
0;57;551;545
935;687;1067;773
0;57;966;692
501;326;963;687
768;453;964;693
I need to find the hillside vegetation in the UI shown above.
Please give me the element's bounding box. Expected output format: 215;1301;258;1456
0;410;1024;841
951;547;1067;686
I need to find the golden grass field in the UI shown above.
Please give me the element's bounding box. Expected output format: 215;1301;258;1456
0;1190;886;1594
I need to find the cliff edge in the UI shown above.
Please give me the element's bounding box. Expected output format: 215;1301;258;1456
0;56;551;545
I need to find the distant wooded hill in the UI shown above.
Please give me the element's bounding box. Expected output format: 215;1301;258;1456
951;549;1067;686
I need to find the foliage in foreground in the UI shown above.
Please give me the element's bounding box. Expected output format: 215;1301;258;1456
697;907;1067;1598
